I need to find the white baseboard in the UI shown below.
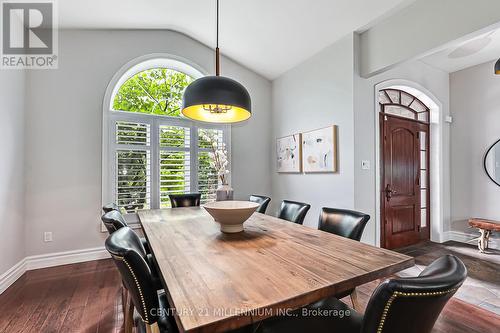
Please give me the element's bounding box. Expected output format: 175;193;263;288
0;259;27;294
0;247;110;295
26;246;109;270
444;230;500;250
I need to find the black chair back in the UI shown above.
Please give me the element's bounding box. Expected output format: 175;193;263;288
278;200;311;225
101;210;128;235
105;227;160;326
318;208;370;241
169;193;201;208
249;195;271;214
102;202;119;214
361;255;467;333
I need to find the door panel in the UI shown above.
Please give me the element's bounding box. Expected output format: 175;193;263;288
391;128;416;195
382;115;421;249
391;205;416;234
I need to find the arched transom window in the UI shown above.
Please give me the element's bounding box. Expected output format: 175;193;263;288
103;58;229;218
378;88;430;123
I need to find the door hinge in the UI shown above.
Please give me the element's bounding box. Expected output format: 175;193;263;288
384;219;388;225
417;225;421;232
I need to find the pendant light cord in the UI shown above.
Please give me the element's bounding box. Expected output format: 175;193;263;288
216;0;219;49
215;0;220;76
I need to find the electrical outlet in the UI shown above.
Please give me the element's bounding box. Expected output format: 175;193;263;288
361;160;370;170
44;232;53;242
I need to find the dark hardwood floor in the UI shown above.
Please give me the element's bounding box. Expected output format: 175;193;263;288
0;260;123;333
0;241;498;332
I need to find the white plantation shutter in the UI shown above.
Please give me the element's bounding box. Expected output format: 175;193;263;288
198;128;224;204
116;121;150;145
159;125;191;208
107;114;229;219
114;121;151;213
197;151;218;203
116;150;151;212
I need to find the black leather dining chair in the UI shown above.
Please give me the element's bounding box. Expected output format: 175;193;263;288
101;210;127;233
249;195;271;214
106;227;256;333
102;202;120;214
105;227;177;333
169;193;201;208
259;255;467;333
317;207;370;310
318;207;370;241
101;210;161;281
277;200;311;225
101;210;152;254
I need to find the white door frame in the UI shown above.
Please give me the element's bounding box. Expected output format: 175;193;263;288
374;79;445;246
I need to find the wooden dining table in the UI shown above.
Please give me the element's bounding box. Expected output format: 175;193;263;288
138;207;414;333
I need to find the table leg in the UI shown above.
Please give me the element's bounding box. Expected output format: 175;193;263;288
146;322;161;333
485;230;491;250
350;288;360;312
124;291;134;333
477;229;486;253
121;285;127;318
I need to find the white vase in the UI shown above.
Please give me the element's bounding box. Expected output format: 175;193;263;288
216;183;234;201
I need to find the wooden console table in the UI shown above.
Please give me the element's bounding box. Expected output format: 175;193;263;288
468;218;500;253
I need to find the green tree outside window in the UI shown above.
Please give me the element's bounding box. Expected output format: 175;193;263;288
113;68;194;117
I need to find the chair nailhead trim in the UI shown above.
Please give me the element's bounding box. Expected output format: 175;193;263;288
375;288;457;333
112;254;150;324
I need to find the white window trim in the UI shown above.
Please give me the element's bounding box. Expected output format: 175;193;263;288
102;54;231;228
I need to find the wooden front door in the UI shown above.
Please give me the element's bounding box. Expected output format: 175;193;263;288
381;114;423;249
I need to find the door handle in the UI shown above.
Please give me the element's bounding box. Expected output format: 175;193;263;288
385;184;397;201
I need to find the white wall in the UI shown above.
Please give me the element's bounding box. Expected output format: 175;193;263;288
0;70;26;274
270;32;451;245
24;30;271;256
354;59;451;245
450;60;500;240
360;0;500;77
271;34;355;228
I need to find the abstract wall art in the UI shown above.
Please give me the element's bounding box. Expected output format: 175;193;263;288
276;133;302;173
302;125;337;173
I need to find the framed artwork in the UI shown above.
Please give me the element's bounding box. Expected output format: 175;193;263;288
276;133;302;173
302;125;337;173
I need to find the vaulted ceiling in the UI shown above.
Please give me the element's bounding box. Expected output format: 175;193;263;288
59;0;415;79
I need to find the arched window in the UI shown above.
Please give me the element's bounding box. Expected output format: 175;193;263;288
378;88;430;123
103;57;230;218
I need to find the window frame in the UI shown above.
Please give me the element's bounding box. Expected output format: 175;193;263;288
102;55;231;226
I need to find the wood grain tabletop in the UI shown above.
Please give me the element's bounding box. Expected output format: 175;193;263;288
138;207;414;333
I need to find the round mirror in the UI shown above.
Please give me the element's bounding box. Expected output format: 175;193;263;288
484;139;500;187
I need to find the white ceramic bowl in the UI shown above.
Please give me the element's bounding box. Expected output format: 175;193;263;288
203;200;260;233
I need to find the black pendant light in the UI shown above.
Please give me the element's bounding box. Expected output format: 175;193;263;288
182;0;251;123
495;58;500;75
